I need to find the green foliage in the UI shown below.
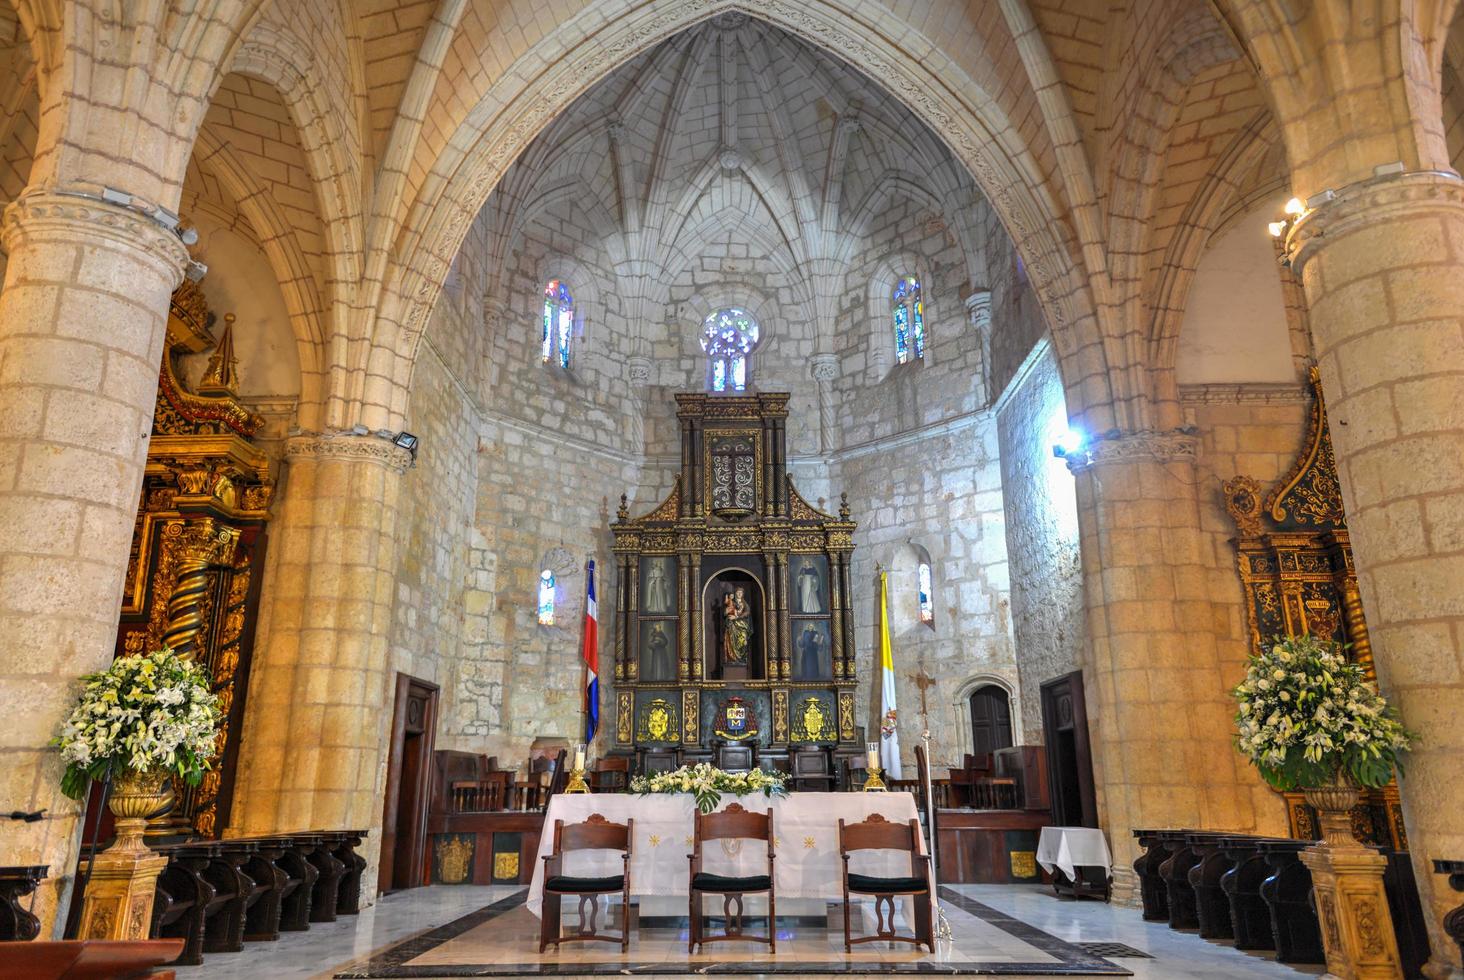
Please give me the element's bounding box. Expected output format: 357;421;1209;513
1233;635;1414;791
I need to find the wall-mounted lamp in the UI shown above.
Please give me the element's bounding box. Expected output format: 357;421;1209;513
1051;426;1086;460
392;431;420;462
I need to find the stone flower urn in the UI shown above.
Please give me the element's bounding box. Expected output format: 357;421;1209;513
106;768;170;856
1302;770;1362;848
79;767;170;941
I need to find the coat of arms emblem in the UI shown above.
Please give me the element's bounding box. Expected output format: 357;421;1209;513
714;695;759;741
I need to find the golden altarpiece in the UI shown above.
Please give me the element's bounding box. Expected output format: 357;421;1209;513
113;281;275;836
1223;367;1405;851
610;393;862;762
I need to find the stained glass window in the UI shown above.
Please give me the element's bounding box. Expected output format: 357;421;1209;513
701;308;760;392
541;279;574;368
893;276;925;364
537;569;556;626
918;562;934;625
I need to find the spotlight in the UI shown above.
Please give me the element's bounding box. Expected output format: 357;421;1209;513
1267;221;1288;238
1052;426;1085;459
1284;197;1305;216
393;431;420;459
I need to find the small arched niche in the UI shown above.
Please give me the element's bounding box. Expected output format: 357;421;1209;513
701;567;767;680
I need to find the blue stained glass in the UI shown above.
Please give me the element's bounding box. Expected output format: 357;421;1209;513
913;299;925;359
702;308;758;392
542;280;574;366
538;569;556;626
892;276;924;364
918;563;933;624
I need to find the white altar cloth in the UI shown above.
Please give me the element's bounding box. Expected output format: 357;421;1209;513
527;791;923;918
1036;826;1112;880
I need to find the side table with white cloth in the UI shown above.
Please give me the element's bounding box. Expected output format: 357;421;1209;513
527;792;932;933
1036;826;1113;901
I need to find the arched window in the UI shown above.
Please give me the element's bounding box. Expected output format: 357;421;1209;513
892;276;925;364
701;308;760;392
917;562;934;626
537;569;556;625
541;279;574;368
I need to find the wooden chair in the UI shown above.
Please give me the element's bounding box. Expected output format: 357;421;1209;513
843;754;870;792
589;757;630;793
637;747;679;775
713;741;756;773
687;803;776;953
838;813;934;954
788;745;835;792
538;814;634;953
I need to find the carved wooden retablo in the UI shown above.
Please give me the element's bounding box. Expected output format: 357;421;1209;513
1223;367;1404;851
610;393;860;757
114;280;276;837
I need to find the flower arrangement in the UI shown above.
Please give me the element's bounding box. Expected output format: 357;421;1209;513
1233;635;1414;791
54;648;221;800
630;762;788;813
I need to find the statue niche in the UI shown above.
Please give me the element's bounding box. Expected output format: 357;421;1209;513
704;569;765;680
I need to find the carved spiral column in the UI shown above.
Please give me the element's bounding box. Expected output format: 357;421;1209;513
688;553;703;681
0;188;189;934
829;554;846;679
160;520;239;659
613;553;629;681
1285;173;1464;973
678;555;692;681
1340;577;1375;683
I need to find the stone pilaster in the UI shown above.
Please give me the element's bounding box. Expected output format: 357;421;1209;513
1284;171;1464;976
964;289;993;402
809;354;838;454
0;188;188;934
227;432;411;894
1069;429;1280;902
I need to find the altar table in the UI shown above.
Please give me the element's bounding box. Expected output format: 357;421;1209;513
527;792;923;918
1036;826;1112;880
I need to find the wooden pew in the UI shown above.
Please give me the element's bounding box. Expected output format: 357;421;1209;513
0;864;47;941
1436;858;1464;967
1131;830;1175;922
1257;839;1325;964
1185;833;1236;940
151;842;229;966
1220;835;1284;951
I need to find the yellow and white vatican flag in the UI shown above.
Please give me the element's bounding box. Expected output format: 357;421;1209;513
878;571;903;780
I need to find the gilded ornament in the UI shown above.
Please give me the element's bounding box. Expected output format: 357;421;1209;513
436;836;473;884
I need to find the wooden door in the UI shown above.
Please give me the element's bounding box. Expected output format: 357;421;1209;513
969;685;1014;759
1039;671;1097;827
379;674;439;893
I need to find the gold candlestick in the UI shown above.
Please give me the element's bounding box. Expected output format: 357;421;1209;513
565;767;591;794
863;765;887;792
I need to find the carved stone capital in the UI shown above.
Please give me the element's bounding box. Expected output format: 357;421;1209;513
285;432;413;474
2;187;190;282
964;288;993;329
627;355;653;386
1065;428;1200;474
809;353;839;383
1285;171;1464;276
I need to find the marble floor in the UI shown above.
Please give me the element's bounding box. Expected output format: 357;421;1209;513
170;884;1326;979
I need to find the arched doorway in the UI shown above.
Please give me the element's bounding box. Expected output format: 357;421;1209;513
968;684;1013;760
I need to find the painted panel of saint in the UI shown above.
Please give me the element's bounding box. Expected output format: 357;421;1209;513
792;556;828;614
640;556;675;615
792;620;832;680
639;620;677;681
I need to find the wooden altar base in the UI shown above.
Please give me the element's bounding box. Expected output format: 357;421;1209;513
332;886;1131;976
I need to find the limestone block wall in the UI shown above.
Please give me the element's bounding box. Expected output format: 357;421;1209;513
997;343;1085;740
830;196;988;444
838;417;1016;770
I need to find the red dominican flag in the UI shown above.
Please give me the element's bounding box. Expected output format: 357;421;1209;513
582;559;599;742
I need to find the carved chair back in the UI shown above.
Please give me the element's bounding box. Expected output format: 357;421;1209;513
693;803;775;861
553;814;633;855
839;813;921;856
589;757;630;792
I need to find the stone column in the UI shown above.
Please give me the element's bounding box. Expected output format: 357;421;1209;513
964;289;993;403
1069;431;1282;902
809;354;838;455
227;433;410;890
0;188;188;934
1283;171;1464;976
